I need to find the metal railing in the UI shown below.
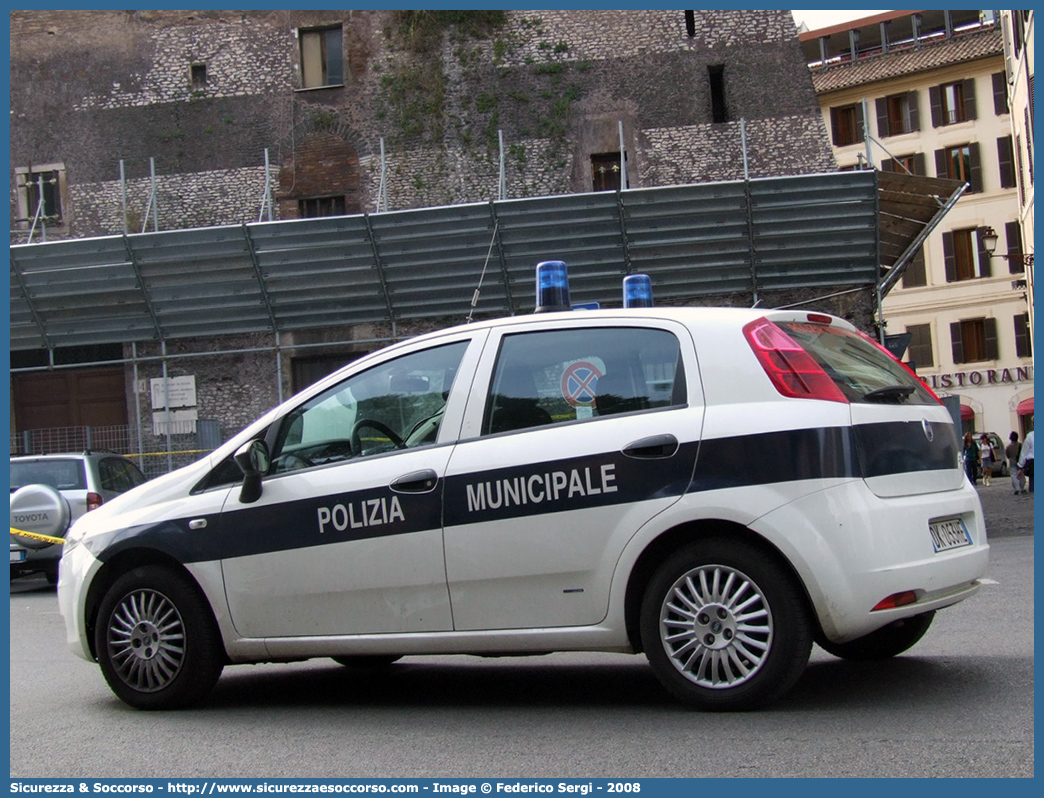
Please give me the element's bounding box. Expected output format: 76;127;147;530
9;422;222;481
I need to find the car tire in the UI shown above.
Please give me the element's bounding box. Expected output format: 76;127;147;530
332;655;403;668
95;566;224;710
640;538;812;711
817;611;935;661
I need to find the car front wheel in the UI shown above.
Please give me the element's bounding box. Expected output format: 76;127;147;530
95;566;224;710
640;538;812;711
817;611;935;661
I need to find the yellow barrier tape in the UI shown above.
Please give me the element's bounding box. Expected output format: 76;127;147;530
10;527;66;546
124;449;210;459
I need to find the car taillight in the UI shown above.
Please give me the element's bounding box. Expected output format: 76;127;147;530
743;318;848;403
86;492;103;512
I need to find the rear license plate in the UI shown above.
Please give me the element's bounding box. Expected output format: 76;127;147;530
10;549;26;563
929;518;972;553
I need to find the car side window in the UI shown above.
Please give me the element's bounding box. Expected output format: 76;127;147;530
483;326;685;435
269;340;469;473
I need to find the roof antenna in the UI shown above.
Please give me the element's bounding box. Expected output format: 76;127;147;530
467;219;499;324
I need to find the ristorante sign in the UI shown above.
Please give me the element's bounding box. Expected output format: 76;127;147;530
924;365;1033;390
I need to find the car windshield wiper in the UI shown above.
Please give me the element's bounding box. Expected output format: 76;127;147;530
863;384;917;404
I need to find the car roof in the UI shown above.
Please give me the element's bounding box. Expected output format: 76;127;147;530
358;306;857;359
10;451;129;461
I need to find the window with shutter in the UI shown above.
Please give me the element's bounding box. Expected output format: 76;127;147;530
906;323;934;368
1005;221;1024;274
830;104;863;146
998;136;1016;188
1014;313;1032;358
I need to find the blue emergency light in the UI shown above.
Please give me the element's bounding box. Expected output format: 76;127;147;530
623;274;653;308
534;260;571;313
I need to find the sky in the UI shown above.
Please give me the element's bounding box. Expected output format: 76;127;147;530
791;9;891;31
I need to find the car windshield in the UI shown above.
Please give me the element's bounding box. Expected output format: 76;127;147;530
10;459;87;491
778;321;938;405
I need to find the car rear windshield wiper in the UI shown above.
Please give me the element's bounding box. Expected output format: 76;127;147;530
863;384;917;404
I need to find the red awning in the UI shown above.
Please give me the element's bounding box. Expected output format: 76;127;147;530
1017;397;1034;416
960;404;974;420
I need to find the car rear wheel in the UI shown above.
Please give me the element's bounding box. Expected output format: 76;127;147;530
817;611;935;661
95;566;224;710
640;538;812;711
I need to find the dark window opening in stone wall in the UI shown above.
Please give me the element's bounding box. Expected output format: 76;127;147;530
684;10;695;37
299;26;344;89
708;64;727;123
299;196;347;217
11;343;123;369
191;63;207;91
292;353;358;393
591;153;625;192
16;168;63;223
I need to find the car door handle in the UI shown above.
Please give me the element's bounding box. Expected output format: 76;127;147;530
390;469;440;494
623;434;679;459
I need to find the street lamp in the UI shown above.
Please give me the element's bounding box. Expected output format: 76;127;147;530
980;225;1034;268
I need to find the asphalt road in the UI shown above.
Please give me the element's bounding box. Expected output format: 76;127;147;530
9;491;1034;780
975;478;1035;537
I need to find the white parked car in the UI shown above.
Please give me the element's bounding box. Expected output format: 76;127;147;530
58;266;988;710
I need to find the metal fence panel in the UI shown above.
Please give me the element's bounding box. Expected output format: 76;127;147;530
10;171;892;350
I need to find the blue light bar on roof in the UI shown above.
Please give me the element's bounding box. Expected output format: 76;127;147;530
534;260;571;313
623;274;653;308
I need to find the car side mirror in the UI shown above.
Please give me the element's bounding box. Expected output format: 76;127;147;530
234;439;270;504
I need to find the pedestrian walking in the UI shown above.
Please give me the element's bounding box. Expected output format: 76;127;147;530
962;432;979;484
979;433;994;486
1017;429;1034;494
1006;431;1025;494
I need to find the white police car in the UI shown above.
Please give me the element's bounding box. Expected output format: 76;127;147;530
58;263;988;711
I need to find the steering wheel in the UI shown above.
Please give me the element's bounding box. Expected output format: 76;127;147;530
351;419;406;453
280;453;312;471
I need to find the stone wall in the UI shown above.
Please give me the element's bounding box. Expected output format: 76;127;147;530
11;9;835;234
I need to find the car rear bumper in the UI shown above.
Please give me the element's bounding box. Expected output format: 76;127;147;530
754;476;989;643
10;542;61;577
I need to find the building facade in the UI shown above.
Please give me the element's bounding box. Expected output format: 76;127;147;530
803;9;1034;440
998;10;1034;342
11;9;842;468
10;9;835;242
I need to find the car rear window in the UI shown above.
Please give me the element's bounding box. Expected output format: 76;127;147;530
777;321;938;406
10;459;87;491
98;458;148;493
